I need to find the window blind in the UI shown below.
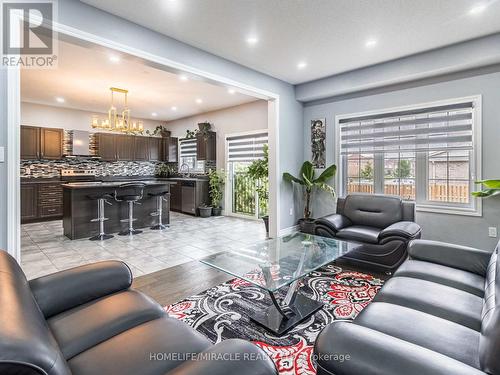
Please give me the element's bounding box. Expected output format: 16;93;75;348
227;132;268;162
179;138;197;157
339;101;474;154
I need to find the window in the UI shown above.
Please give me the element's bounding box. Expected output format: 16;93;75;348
179;138;204;173
337;97;481;215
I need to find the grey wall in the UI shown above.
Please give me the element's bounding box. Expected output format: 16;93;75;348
303;69;500;250
0;71;7;250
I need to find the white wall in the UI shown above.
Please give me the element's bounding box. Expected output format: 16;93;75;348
21;102;162;132
165;100;268;170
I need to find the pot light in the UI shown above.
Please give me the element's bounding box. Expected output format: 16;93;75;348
297;61;307;69
195;98;203;104
55;97;65;103
246;36;258;45
151;112;158;117
469;4;487;14
179;75;188;81
365;39;378;48
171;106;177;111
228;88;236;94
109;55;120;63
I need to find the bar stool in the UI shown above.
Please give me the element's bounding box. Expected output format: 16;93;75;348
87;192;114;241
114;182;146;236
148;191;170;230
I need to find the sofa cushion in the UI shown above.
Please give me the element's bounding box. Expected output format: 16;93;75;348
395;260;485;297
48;290;166;359
374;276;483;331
355;302;480;368
343;194;402;229
336;225;380;244
68;316;212;375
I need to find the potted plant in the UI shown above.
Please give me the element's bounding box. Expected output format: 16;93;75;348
247;144;270;235
473;179;500;198
198;203;213;218
283;161;336;234
208;169;225;216
156;163;173;178
145;125;171;137
186;122;212;139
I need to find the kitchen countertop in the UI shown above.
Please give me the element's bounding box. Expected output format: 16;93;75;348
21;177;61;184
62;180;177;189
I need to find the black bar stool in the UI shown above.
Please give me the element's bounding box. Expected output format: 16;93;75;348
148;191;170;230
114;182;146;236
87;193;114;241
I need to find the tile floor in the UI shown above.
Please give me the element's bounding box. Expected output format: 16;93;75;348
21;212;267;280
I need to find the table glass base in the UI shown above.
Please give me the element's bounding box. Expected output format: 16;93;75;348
250;294;323;335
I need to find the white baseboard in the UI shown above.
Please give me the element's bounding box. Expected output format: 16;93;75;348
278;225;299;237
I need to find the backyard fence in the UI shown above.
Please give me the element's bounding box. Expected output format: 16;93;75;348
233;172;269;217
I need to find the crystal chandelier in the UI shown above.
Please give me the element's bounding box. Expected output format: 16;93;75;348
91;87;144;134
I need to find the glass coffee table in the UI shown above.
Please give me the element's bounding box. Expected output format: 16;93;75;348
200;232;353;335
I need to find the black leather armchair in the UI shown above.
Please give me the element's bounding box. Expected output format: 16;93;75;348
315;194;421;271
0;250;277;375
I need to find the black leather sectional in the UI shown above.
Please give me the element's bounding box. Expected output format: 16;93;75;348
315;239;499;375
0;251;277;375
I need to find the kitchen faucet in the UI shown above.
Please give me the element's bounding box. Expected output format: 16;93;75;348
179;163;190;177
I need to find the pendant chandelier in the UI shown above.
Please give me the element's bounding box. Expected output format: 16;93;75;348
91;87;144;134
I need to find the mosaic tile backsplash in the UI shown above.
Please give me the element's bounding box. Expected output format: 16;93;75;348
21;158;178;179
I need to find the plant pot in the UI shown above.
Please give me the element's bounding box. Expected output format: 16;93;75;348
298;218;316;234
212;207;222;216
160;130;171;138
262;215;269;236
198;206;212;218
198;122;211;131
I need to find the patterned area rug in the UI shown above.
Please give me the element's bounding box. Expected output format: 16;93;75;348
165;263;384;375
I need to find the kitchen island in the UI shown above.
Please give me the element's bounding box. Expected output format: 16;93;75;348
62;180;176;240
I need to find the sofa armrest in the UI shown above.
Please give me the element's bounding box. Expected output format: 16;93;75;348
379;221;421;241
408;239;491;276
29;260;133;318
166;339;277;375
314;322;484;375
315;214;352;233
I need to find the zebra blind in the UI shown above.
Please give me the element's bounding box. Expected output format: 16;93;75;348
227;132;268;162
179;138;197;158
340;101;474;155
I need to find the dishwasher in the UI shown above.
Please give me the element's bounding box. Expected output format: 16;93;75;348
181;180;197;215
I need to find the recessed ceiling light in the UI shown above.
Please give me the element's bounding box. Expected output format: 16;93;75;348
365;39;378;48
55;97;65;103
228;88;236;94
469;4;487;14
246;36;258;45
171;106;177;111
179;75;188;81
195;98;203;104
109;55;120;63
297;61;307;69
151;112;158;117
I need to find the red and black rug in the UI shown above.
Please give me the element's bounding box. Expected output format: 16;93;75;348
165;263;384;375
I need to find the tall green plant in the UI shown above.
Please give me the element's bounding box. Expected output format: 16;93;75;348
208;169;225;208
283;161;336;219
472;179;500;198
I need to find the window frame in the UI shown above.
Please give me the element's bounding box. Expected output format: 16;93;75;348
335;95;482;217
178;138;205;174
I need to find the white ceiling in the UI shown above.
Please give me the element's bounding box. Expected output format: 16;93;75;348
81;0;500;84
21;40;257;121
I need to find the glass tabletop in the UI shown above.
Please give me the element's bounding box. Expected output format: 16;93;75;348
200;232;355;292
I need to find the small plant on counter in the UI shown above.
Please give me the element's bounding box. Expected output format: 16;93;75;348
208;169;226;216
156;163;174;178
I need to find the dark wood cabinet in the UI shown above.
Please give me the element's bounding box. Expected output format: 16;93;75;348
21;126;63;160
170;182;182;211
21;126;40;160
134;136;150;161
116;135;134;161
196;132;216;161
162;136;178;162
21;184;38;221
96;133;117;161
149;137;162;161
40;128;64;159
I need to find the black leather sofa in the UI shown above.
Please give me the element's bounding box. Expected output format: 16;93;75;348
0;250;277;375
315;194;421;271
314;239;499;375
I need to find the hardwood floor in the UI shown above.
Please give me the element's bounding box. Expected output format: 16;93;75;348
133;260;232;306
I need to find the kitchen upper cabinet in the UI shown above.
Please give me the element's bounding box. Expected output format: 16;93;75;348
162;136;178;162
196;132;216;161
21;126;40;160
134;136;150;161
96;133;117;161
116;135;135;161
40;128;64;159
21;184;38;221
149;137;162;161
21;126;63;160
